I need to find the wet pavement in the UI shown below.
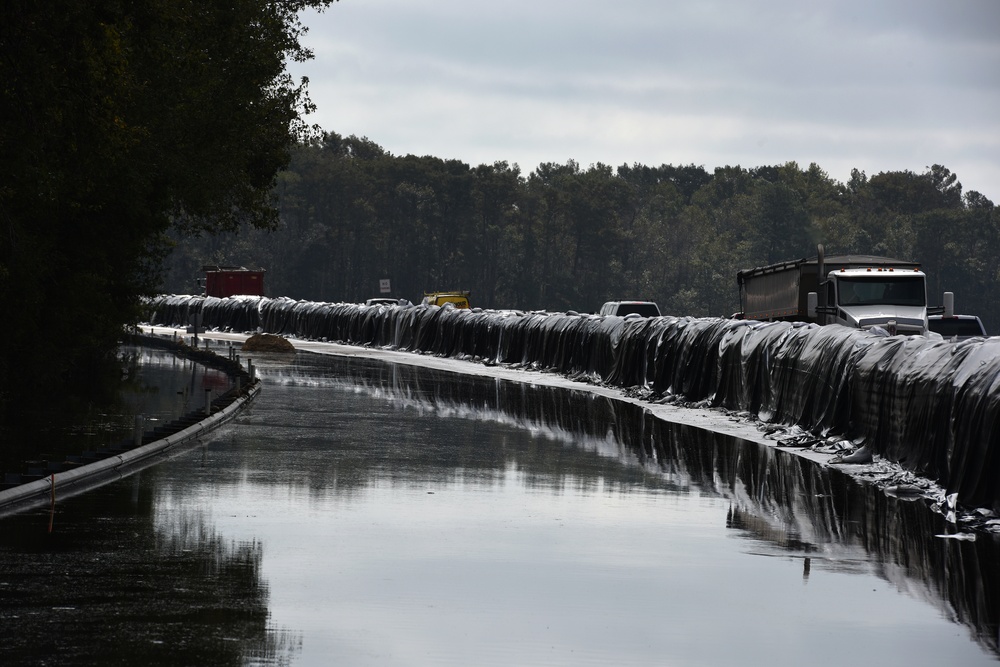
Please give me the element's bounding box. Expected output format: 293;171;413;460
1;350;998;666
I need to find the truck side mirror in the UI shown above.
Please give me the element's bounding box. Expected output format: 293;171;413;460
807;292;818;318
943;291;954;318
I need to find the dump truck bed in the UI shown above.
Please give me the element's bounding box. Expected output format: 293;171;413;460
737;254;920;321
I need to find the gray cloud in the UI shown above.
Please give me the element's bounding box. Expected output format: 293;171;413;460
290;0;1000;196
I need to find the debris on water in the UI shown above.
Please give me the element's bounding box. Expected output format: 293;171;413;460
829;444;873;465
946;493;959;511
777;434;821;448
810;438;853;455
935;532;976;541
885;484;925;498
654;394;681;405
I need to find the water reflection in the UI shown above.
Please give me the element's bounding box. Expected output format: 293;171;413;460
250;356;666;496
256;353;1000;657
1;350;998;665
121;346;235;423
0;473;293;666
0;346;232;479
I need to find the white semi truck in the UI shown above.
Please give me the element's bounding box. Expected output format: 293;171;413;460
736;245;950;335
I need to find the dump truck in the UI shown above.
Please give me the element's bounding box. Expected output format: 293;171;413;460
736;245;948;335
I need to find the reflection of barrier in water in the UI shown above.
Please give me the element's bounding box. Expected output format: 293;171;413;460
146;294;1000;516
253;354;1000;658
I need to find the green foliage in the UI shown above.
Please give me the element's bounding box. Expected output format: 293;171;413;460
0;0;335;425
164;139;998;335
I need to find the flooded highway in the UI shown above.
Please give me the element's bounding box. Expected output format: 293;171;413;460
1;348;998;666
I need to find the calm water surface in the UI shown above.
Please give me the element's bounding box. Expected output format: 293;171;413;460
1;345;231;476
1;349;998;666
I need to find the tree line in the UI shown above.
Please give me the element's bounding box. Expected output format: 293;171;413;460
164;133;999;331
3;1;996;441
0;0;336;434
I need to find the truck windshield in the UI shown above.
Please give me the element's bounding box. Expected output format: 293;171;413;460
837;277;925;307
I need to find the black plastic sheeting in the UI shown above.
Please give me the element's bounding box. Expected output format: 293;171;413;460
146;294;1000;514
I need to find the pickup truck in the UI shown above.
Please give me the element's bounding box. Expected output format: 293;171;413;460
599;301;661;317
365;298;412;306
928;314;987;340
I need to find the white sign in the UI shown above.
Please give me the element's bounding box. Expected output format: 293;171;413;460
379;278;391;294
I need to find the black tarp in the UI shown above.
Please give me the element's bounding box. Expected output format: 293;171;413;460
146;295;1000;513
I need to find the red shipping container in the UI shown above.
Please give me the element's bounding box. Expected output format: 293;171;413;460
203;266;266;297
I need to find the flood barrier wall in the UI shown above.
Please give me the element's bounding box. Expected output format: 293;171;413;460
146;294;1000;514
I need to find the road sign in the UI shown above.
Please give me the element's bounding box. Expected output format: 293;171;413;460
379;278;391;294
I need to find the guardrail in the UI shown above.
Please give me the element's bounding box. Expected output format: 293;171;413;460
0;335;261;518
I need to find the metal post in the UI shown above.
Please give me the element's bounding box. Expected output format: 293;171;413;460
205;388;212;416
133;415;144;447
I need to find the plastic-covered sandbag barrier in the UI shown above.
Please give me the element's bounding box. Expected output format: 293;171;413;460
146;294;1000;515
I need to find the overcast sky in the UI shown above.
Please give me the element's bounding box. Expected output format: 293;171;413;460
288;0;1000;199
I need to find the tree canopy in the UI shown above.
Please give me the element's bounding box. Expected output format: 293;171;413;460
0;0;336;424
165;135;999;335
4;0;997;441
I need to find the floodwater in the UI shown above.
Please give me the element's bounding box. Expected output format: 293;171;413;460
0;345;233;476
1;349;998;666
120;344;234;422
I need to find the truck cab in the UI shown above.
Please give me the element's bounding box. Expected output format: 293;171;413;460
810;267;930;335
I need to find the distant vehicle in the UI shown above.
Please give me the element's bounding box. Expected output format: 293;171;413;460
599;301;662;318
365;297;411;306
422;291;471;309
200;265;265;298
735;245;949;335
928;314;987;341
